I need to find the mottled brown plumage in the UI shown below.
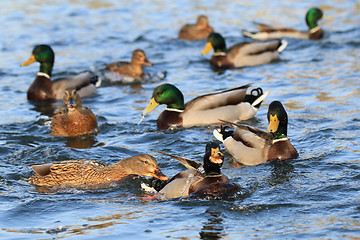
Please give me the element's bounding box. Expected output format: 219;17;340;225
28;154;168;187
178;15;214;41
51;88;98;137
105;49;152;78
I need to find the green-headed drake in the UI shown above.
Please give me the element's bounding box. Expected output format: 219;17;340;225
51;88;98;137
105;49;152;81
202;32;287;69
21;44;101;101
28;154;168;188
149;141;239;200
178;15;214;41
242;8;326;40
214;101;298;166
141;83;268;130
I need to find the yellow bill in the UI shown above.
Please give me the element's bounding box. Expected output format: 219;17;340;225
201;42;213;55
142;98;159;116
21;54;36;67
267;114;279;133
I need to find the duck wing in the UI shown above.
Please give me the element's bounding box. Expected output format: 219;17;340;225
52;72;100;99
156;151;202;170
184;84;250;112
220;120;273;145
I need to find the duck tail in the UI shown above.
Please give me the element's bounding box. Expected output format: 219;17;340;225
251;90;269;108
90;74;102;87
213;125;234;142
277;40;288;53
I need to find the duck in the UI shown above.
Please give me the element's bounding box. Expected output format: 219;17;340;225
241;8;325;40
21;44;101;101
201;32;287;69
105;49;152;81
141;83;268;130
51;88;98;137
213;101;298;166
178;15;214;41
28;154;169;187
151;141;240;200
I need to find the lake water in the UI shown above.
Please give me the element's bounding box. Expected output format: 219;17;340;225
0;0;359;239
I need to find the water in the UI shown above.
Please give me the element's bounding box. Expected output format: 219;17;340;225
1;0;359;239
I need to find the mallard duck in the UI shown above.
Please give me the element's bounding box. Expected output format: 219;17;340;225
28;154;169;187
178;15;214;41
241;8;325;40
51;88;98;137
213;101;298;166
202;32;287;68
153;142;239;200
105;49;152;81
21;44;101;101
141;83;268;130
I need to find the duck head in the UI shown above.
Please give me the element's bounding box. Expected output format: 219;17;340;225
142;83;185;116
267;101;288;139
203;141;224;176
305;8;323;29
63;88;83;113
120;154;168;180
21;44;54;76
132;49;152;66
202;32;226;55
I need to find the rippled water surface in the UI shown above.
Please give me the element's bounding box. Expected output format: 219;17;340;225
1;0;360;239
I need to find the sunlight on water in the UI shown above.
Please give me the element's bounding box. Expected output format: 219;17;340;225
0;0;359;239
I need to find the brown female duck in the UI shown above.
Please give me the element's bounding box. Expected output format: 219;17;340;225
105;49;152;79
202;32;287;69
21;44;100;101
28;154;168;187
51;88;98;137
213;101;298;165
178;15;214;41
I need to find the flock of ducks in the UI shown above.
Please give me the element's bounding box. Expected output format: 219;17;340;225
22;7;327;199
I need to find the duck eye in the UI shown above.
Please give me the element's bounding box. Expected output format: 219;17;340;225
143;160;149;165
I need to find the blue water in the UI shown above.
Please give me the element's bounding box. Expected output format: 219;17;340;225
0;0;359;239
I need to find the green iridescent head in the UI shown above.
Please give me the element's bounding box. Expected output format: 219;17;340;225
142;84;185;116
202;32;227;55
21;44;55;76
305;8;323;29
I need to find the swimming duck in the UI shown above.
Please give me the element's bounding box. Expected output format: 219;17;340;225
202;32;287;69
241;8;325;40
51;88;98;137
213;101;298;166
141;83;268;130
28;154;169;187
178;15;214;41
105;49;152;80
21;44;100;101
155;141;239;200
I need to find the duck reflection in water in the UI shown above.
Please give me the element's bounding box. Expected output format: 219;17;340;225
199;209;225;240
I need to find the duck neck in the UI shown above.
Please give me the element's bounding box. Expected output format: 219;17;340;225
39;61;53;77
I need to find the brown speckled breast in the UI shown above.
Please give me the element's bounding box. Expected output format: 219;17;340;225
51;107;98;137
157;110;183;130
